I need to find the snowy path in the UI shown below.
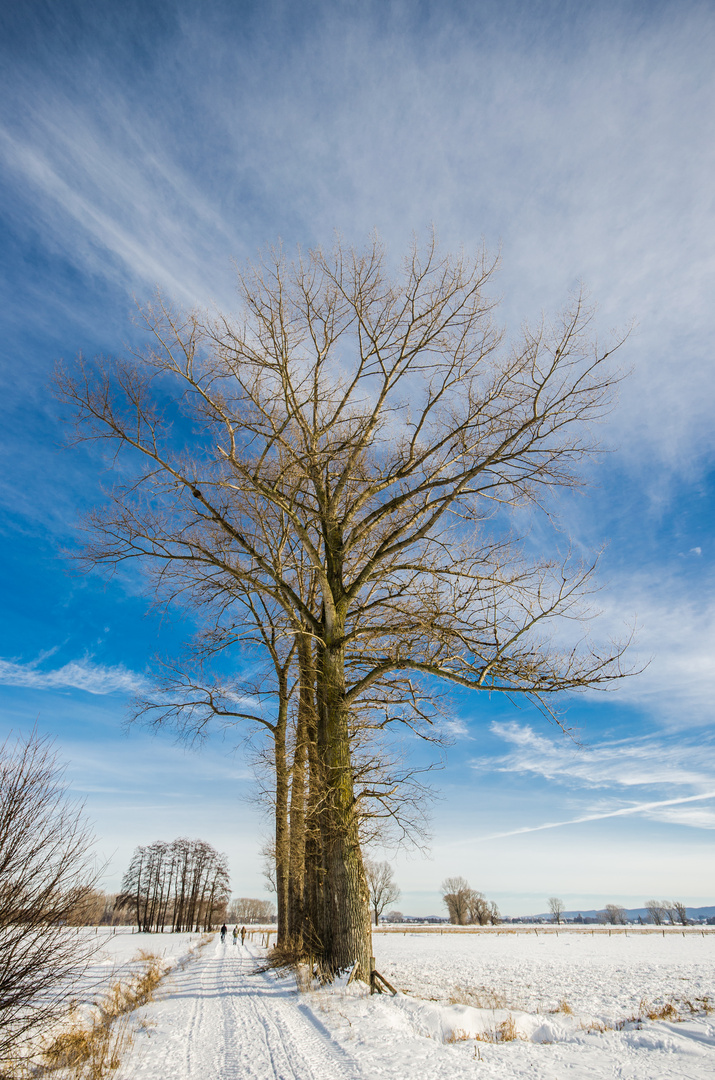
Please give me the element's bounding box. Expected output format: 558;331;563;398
124;937;361;1080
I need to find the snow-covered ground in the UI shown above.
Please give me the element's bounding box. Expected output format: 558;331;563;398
79;926;208;975
373;926;715;1022
82;927;715;1079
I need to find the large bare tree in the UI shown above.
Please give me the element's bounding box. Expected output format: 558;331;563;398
59;234;628;979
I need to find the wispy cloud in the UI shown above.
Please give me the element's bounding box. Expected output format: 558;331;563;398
0;655;147;695
458;790;715;844
465;717;715;839
476;720;715;792
1;3;714;476
591;574;715;723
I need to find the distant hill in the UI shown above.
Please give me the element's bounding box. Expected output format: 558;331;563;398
529;906;715;922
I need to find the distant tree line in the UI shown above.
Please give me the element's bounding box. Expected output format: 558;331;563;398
117;838;230;932
551;899;692;925
228;897;276;924
61;889;135;926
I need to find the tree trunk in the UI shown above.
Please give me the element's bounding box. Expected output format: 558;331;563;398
274;675;290;946
304;639;324;958
287;634;311;950
317;609;372;980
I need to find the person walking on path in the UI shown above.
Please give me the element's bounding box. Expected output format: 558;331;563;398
220;923;227;944
240;925;246;945
232;925;238;945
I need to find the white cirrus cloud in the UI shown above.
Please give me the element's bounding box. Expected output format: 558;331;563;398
473;719;715;794
0;655;147;696
1;4;714;478
590;572;715;725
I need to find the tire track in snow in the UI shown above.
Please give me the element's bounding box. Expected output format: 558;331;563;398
127;937;361;1080
182;946;209;1079
212;940;357;1080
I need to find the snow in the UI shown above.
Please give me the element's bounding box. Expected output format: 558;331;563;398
83;927;715;1079
71;927;206;996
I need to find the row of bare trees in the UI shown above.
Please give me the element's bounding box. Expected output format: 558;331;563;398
116;838;230;932
60;234;628;979
442;877;500;925
645;899;689;926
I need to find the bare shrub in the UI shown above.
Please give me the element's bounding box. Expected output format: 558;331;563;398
40;1011;132;1080
580;1020;613;1034
0;731;100;1063
443;1027;471;1044
497;1016;520;1042
637;997;679;1022
472;1015;522;1043
448;985;508;1010
551;999;573;1014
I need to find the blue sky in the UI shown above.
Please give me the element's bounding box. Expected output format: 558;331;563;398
1;0;714;915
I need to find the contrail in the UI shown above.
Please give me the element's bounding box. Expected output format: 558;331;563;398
453;790;715;845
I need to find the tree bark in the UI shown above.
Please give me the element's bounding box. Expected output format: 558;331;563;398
304;639;324;958
317;592;372;979
287;634;311;950
274;676;290;945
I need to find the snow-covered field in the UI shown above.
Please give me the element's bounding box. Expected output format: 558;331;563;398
74;927;715;1079
374;926;715;1022
80;926;207;973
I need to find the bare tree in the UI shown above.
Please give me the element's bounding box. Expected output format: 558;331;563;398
645;900;667;925
648;898;669;924
59;234;630;979
600;904;627;925
0;731;100;1060
467;891;501;925
442;876;473;925
663;902;678;926
548;897;565;924
364;859;401;925
672;901;689;926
